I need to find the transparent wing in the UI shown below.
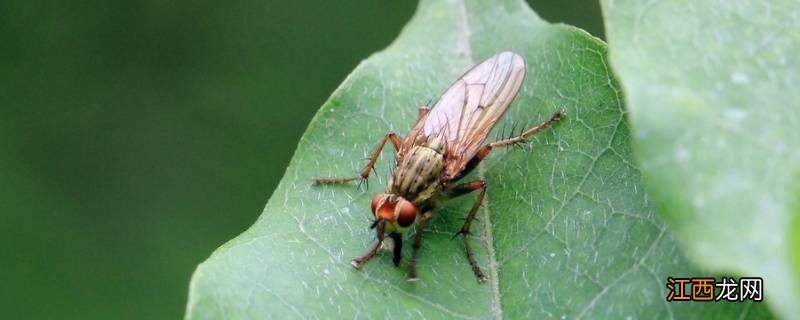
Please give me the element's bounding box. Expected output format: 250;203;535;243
404;51;526;180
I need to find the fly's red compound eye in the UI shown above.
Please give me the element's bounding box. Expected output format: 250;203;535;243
370;194;384;213
397;200;418;227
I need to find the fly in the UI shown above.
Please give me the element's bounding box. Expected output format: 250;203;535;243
313;51;565;283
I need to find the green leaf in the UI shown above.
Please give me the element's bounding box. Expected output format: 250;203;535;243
186;0;768;318
601;0;799;318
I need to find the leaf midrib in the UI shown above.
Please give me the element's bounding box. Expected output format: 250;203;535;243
450;0;503;318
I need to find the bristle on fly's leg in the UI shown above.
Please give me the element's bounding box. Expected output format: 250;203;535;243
357;175;369;191
496;121;508;142
514;124;526;150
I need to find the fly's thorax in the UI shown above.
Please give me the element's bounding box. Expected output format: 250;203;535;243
425;136;446;154
389;139;445;203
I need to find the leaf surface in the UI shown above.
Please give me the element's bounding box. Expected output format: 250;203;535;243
186;0;769;318
602;0;799;318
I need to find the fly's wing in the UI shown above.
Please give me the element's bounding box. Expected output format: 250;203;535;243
405;51;526;180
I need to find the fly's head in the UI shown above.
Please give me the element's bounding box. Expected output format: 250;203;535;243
370;193;418;233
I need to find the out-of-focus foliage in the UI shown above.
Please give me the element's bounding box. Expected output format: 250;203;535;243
602;0;800;318
0;0;603;318
0;1;414;318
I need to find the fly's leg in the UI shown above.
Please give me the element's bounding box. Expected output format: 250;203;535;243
442;111;563;281
312;132;402;188
315;106;427;187
451;111;565;182
488;110;565;148
389;233;403;267
407;210;433;281
418;105;430;119
352;219;386;268
447;180;488;283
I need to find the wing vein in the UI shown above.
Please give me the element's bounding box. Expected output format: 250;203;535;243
406;51;526;181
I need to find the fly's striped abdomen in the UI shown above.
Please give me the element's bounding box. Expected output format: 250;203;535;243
389;138;445;202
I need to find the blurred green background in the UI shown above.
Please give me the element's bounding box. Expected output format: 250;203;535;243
0;1;601;318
